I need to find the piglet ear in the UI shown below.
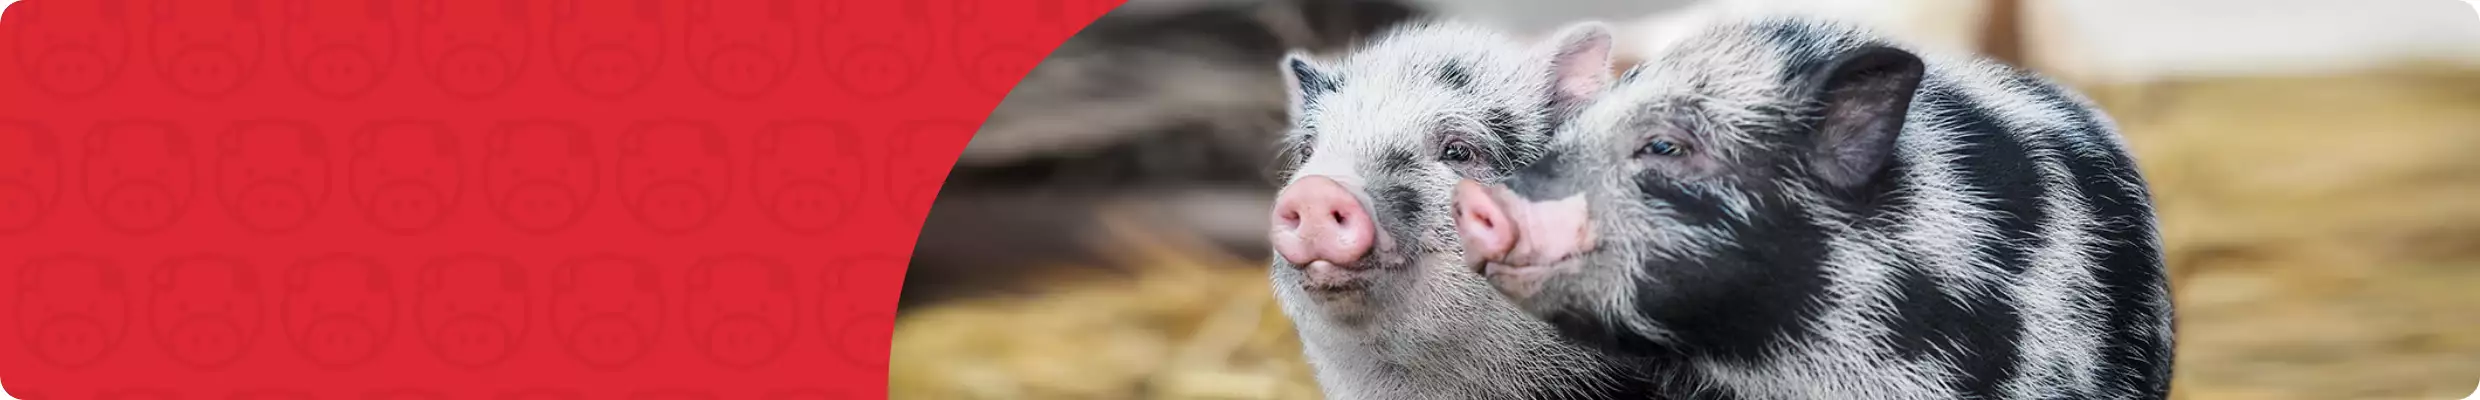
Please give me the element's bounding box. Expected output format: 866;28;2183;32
1542;21;1613;114
1802;45;1925;190
1279;51;1335;122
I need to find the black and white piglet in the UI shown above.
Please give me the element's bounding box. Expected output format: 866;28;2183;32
1265;18;1654;399
1453;16;2174;400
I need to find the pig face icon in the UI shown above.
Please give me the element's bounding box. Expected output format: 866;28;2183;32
281;254;395;369
683;0;796;99
749;121;858;234
279;0;401;99
145;0;270;99
148;254;266;370
817;0;929;99
823;256;900;369
83;120;198;235
883;120;968;216
549;255;663;370
217;121;332;234
416;254;529;369
15;255;130;369
484;121;597;234
348;121;464;235
0;122;64;234
944;0;1077;96
684;255;796;369
617;121;730;234
10;0;134;99
413;0;533;100
549;0;667;99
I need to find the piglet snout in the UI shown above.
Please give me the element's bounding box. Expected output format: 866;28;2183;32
1270;175;1376;268
1454;179;1594;269
1454;179;1518;263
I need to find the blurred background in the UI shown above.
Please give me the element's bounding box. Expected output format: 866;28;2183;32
896;0;2480;398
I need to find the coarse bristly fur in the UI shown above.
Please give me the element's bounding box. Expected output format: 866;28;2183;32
1482;15;2174;400
1267;18;1658;400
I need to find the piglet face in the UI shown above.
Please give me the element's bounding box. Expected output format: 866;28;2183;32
280;0;401;99
484;122;597;234
348;122;464;234
683;0;795;99
550;255;663;369
749;121;857;234
549;0;666;98
82;121;198;235
281;254;395;369
415;254;529;369
216;121;332;233
0;122;64;233
617;121;730;234
15;255;129;369
816;0;929;98
147;255;265;370
145;0;269;98
10;0;134;98
823;257;901;369
684;255;796;369
413;0;532;99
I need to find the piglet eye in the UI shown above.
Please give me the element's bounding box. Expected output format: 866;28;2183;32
1638;139;1687;157
1440;139;1477;163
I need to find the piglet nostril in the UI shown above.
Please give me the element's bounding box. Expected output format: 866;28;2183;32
1269;175;1377;268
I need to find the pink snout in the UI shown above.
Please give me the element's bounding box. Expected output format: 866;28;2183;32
1453;179;1594;268
1454;179;1517;263
1269;175;1376;268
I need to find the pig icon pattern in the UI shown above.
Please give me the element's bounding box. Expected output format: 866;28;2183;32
0;0;1095;397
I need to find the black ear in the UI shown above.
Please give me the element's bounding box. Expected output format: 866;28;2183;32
1279;52;1337;121
1803;45;1924;189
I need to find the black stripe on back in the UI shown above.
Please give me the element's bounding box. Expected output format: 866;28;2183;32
1930;84;2048;276
2063;128;2173;397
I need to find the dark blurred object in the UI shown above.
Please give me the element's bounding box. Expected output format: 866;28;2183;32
904;0;1429;308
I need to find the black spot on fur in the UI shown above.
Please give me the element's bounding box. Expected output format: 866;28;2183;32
1637;191;1830;363
2064;131;2174;398
1632;178;1732;228
1930;86;2047;276
1506;151;1583;200
1883;261;2024;398
1375;184;1426;227
1438;61;1473;90
1377;149;1418;173
1481;108;1525;172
